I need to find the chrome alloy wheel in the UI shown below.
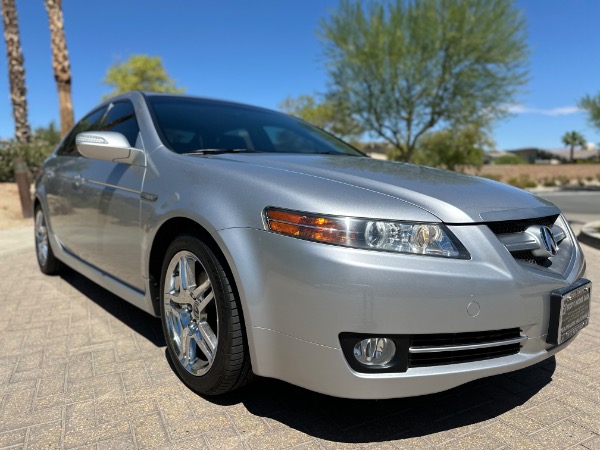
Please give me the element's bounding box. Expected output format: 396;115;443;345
163;251;219;376
35;209;49;267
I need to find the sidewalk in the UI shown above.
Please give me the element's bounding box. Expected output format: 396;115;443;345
0;224;598;449
0;225;33;257
580;221;600;249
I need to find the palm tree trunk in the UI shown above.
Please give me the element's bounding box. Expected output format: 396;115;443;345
570;145;574;163
1;0;31;143
45;0;74;136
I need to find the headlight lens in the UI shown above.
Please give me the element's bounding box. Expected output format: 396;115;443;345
264;208;469;259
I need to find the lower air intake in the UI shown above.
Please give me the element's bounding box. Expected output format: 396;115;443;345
408;328;523;368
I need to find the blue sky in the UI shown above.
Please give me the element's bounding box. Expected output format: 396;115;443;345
1;0;599;151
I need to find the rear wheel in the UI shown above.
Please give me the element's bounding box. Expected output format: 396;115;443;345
159;235;251;395
34;206;63;275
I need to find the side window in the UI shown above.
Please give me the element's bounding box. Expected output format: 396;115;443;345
101;101;140;147
56;107;107;157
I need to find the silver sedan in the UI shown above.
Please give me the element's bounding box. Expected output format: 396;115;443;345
34;92;591;399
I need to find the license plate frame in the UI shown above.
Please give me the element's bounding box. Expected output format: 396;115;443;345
547;278;591;345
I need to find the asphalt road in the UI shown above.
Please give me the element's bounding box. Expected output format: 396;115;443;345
540;191;600;225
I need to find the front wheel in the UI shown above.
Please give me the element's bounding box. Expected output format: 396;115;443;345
159;235;251;395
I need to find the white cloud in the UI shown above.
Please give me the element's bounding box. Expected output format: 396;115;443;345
505;104;581;116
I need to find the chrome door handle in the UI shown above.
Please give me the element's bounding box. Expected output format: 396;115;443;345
73;175;83;189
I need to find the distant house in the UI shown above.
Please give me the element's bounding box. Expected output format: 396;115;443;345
508;148;561;164
484;150;512;164
486;147;598;164
362;142;599;163
542;147;599;162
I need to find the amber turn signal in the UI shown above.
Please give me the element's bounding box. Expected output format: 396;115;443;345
264;208;361;245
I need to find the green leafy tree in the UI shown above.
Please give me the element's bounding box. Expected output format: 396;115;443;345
579;95;600;161
102;54;184;99
579;95;600;128
412;124;491;171
561;131;586;163
33;121;61;148
319;0;528;162
279;93;363;141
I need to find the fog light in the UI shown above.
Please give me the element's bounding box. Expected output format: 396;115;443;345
353;338;396;366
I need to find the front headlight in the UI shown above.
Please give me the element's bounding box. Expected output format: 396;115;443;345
263;208;470;259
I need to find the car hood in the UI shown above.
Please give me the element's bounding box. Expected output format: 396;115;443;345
214;153;559;224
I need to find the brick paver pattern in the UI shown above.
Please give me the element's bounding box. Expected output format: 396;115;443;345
0;234;598;449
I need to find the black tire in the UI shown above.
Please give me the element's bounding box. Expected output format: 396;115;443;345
159;234;251;395
34;206;63;275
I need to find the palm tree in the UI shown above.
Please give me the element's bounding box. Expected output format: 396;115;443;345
45;0;74;136
561;131;586;163
1;0;31;142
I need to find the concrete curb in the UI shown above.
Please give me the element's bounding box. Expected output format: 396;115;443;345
579;221;600;250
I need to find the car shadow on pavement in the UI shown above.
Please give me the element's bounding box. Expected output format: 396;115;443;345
203;357;556;443
59;266;557;445
59;266;165;347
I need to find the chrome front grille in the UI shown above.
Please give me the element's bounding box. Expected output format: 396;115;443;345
486;215;558;234
487;215;567;267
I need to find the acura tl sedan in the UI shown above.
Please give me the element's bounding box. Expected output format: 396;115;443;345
34;92;591;399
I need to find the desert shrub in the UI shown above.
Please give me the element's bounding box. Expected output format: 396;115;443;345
556;175;570;186
542;177;557;187
493;154;527;165
480;174;502;182
0;139;55;182
507;174;537;189
0;123;60;182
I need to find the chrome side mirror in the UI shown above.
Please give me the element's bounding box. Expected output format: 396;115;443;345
76;131;145;166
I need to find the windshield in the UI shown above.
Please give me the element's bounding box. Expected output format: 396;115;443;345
146;96;364;156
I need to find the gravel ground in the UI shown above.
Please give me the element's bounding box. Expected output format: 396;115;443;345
0;183;32;231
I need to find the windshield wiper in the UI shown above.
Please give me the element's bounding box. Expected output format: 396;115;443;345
313;151;358;156
182;148;258;155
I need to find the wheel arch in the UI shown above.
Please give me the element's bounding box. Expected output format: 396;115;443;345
147;217;243;320
33;194;45;216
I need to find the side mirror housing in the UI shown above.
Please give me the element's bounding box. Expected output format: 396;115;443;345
76;131;145;166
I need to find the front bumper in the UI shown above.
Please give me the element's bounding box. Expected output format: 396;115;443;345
216;222;586;399
250;327;572;399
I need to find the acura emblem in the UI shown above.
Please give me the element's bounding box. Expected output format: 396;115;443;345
540;226;558;257
524;225;559;258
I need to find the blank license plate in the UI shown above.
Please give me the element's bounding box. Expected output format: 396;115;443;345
547;279;591;345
